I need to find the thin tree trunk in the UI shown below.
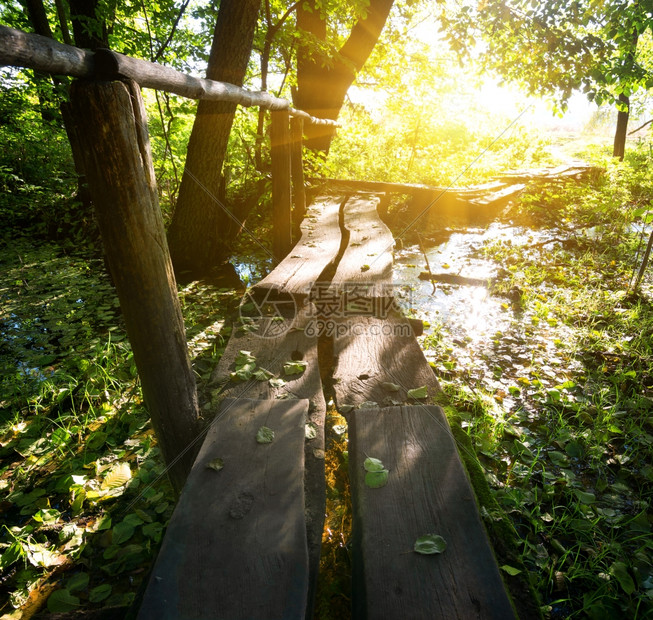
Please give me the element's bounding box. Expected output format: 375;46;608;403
271;110;292;260
69;79;201;493
166;0;260;279
290;115;306;240
634;228;653;292
613;93;630;160
19;0;90;205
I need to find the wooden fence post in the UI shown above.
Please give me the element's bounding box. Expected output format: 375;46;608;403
69;79;201;493
290;115;306;241
270;109;292;260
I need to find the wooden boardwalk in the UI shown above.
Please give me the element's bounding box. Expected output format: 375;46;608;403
138;193;517;619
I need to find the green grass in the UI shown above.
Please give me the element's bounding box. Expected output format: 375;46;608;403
0;235;237;616
419;145;653;619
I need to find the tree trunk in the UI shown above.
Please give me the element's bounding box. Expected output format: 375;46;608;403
19;0;91;205
69;79;201;493
68;0;107;49
166;0;260;279
294;0;394;151
270;109;292;260
613;93;630;160
290;115;306;239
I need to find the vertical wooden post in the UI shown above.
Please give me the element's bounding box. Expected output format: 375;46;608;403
270;109;292;260
290;115;306;241
69;79;201;493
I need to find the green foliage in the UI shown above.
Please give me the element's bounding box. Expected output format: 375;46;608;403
437;0;653;112
328;22;552;186
420;145;653;617
0;236;236;615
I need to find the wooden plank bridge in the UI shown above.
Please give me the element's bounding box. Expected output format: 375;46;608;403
138;193;517;619
0;27;523;618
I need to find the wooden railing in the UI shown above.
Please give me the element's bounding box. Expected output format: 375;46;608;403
0;24;335;489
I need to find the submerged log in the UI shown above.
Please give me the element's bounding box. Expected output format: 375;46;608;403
418;272;495;287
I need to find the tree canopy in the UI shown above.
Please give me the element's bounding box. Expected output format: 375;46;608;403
437;0;653;156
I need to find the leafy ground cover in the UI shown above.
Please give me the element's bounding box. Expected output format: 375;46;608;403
2;135;652;618
412;146;653;618
0;236;238;617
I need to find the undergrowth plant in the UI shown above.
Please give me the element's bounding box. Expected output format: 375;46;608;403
420;143;653;619
0;237;237;616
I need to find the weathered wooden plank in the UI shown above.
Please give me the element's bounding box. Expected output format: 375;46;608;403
138;398;310;620
212;307;323;406
210;305;326;614
253;195;344;298
332;316;441;411
349;405;516;620
328;194;394;296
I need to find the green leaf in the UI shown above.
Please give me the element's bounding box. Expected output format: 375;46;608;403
0;542;24;570
111;521;135;545
47;589;80;613
206;457;224;472
548;450;569;467
407;386;428;399
382;382;400;392
231;362;256;381
96;515;112;531
283;360;307;375
269;377;286;388
500;565;522;576
361;264;370;272
89;584;112;603
610;561;635;594
101;463;132;490
134;508;153;523
364;457;386;472
67;572;89;592
235;350;256;366
253;368;273;381
414;534;447;554
305;424;317;440
32;508;61;524
365;469;389;488
142;522;164;542
574;489;596;504
256;426;275;444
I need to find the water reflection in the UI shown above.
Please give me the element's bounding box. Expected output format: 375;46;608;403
394;222;581;414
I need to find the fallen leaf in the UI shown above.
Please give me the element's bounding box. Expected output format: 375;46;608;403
414;534;447;555
256;426;275;444
206;457;224;472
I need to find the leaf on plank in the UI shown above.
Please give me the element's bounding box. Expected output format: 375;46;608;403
414;534;447;555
